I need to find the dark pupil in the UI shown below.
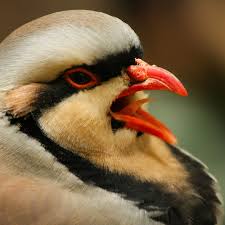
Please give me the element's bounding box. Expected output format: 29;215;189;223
70;72;92;84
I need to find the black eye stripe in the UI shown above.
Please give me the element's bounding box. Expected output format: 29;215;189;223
32;46;143;112
34;78;77;113
65;46;143;83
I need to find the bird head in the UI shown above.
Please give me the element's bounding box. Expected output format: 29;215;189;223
0;10;222;225
0;10;187;154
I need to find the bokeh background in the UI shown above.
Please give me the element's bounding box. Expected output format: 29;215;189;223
0;0;224;221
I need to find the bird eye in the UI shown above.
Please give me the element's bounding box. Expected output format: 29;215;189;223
64;68;99;89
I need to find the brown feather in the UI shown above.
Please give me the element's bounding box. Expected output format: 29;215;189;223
4;83;47;117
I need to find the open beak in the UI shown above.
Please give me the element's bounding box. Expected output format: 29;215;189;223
110;58;188;145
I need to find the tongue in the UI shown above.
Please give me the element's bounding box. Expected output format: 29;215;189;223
110;99;177;144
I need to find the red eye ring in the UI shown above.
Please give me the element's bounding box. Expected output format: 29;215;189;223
64;68;99;89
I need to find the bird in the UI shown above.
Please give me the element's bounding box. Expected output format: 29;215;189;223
0;10;223;225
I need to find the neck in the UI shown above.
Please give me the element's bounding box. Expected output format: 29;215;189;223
8;113;185;223
7;113;222;225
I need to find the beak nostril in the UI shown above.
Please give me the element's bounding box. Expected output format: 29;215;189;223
127;66;148;82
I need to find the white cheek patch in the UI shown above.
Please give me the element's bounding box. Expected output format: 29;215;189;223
38;76;137;155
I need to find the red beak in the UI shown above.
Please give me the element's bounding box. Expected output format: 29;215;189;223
119;58;187;98
110;58;188;144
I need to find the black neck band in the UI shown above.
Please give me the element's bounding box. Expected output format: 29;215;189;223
8;114;219;225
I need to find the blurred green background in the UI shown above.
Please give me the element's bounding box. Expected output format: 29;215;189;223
0;0;224;222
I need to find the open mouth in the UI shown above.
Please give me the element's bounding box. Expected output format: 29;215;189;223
110;59;188;145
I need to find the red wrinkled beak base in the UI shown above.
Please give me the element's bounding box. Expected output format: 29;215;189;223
110;59;188;145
